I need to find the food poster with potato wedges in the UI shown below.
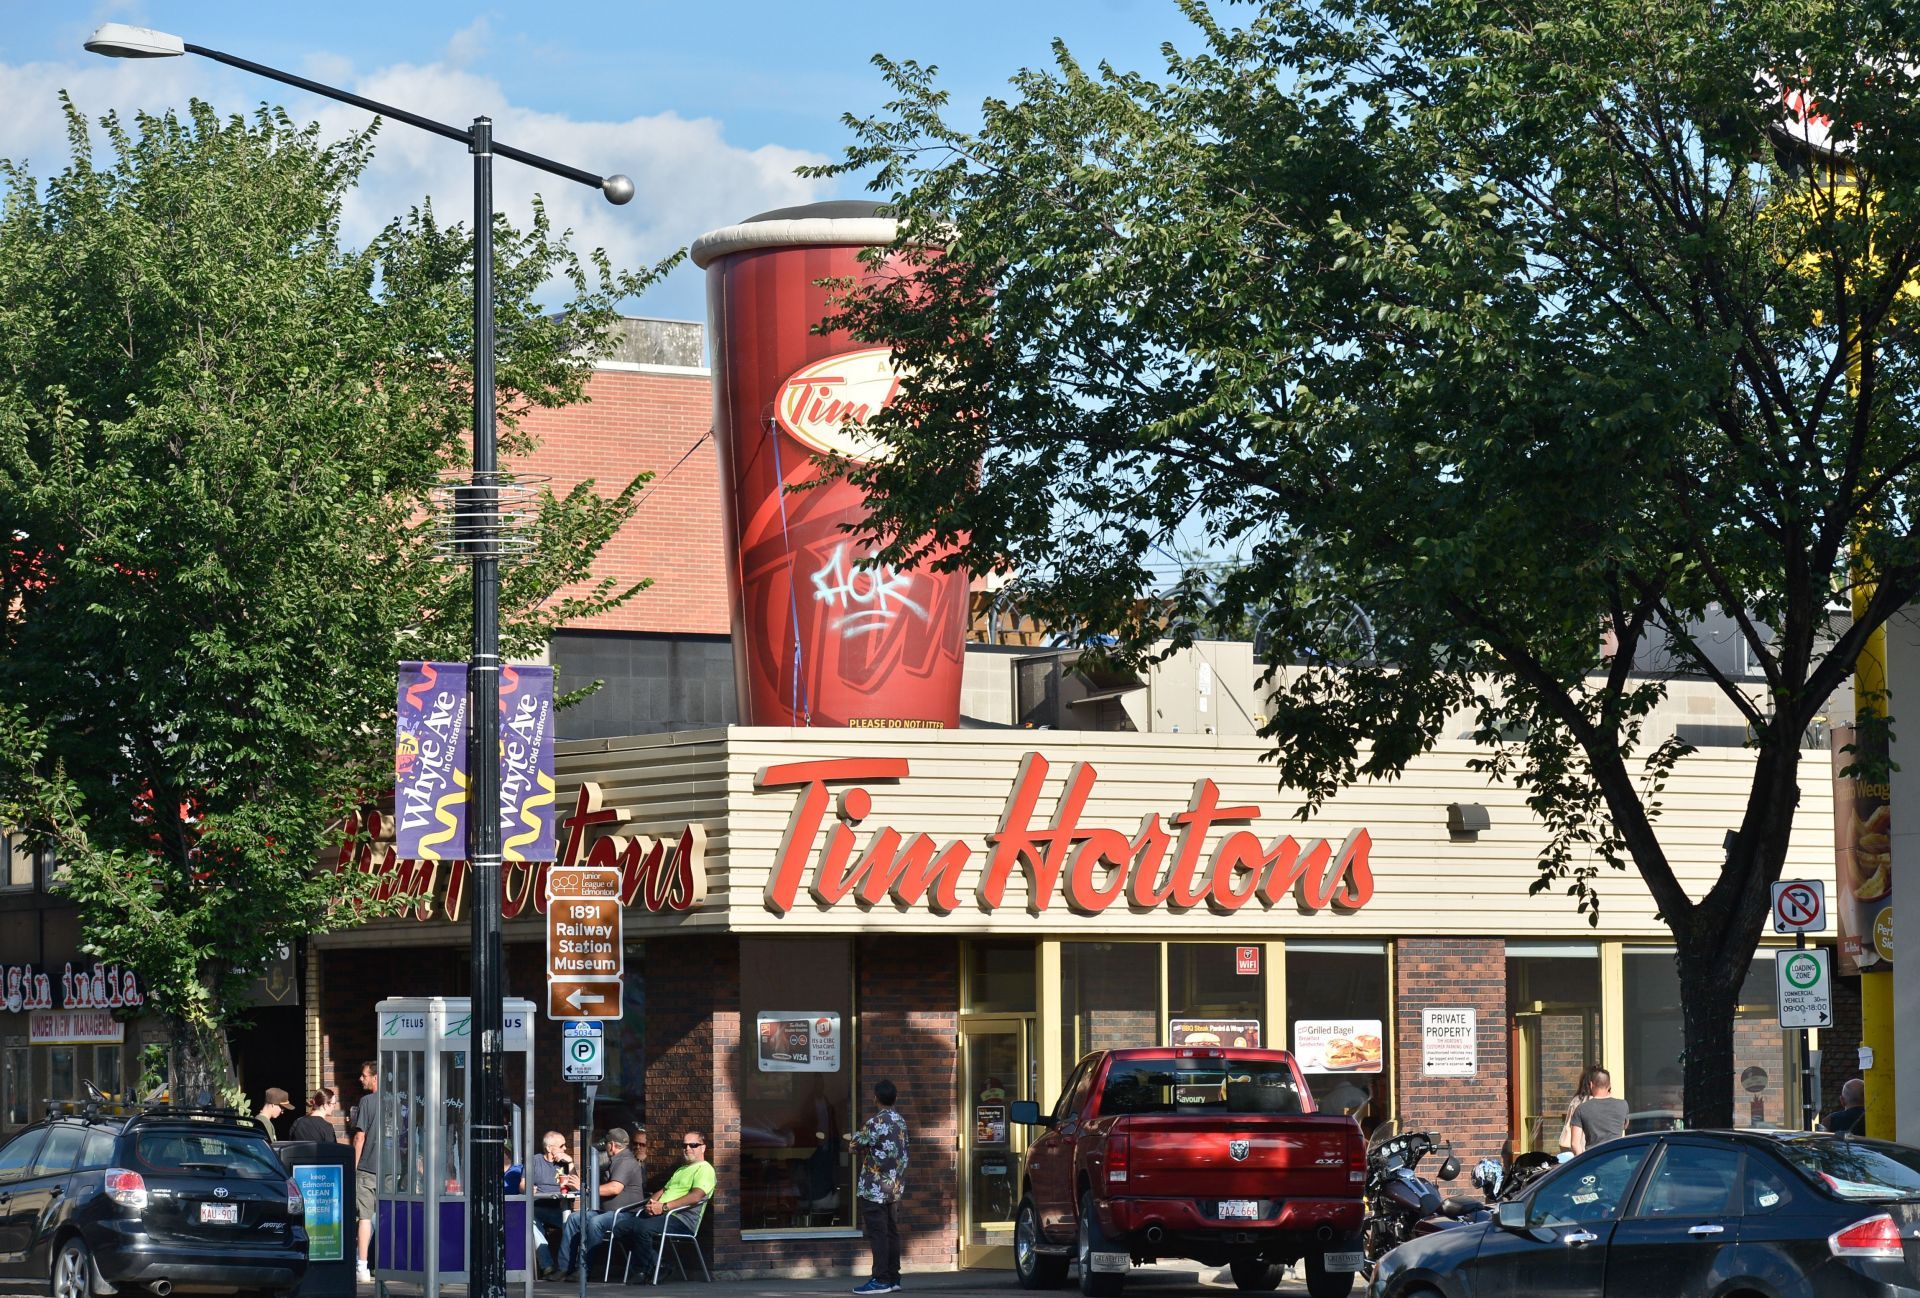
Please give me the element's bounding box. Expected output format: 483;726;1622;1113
1293;1019;1384;1073
1832;723;1894;973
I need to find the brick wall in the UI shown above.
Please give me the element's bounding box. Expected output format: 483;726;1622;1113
511;366;727;637
1821;972;1864;1119
720;935;960;1278
1394;938;1509;1169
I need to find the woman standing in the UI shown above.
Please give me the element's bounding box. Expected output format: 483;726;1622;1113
291;1088;345;1144
1557;1065;1601;1158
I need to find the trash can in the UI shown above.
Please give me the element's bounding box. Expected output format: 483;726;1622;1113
278;1139;356;1298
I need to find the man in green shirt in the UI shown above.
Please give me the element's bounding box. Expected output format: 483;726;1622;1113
617;1130;716;1277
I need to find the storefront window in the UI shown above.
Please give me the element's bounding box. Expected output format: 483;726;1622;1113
739;938;854;1233
962;942;1036;1014
1508;945;1601;1152
2;1042;28;1126
1285;943;1390;1132
48;1047;74;1102
1168;944;1266;1047
1623;949;1795;1129
91;1047;122;1100
1;833;33;889
1061;943;1161;1076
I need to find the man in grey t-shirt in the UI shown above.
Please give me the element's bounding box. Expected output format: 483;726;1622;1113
547;1127;649;1278
1570;1068;1630;1153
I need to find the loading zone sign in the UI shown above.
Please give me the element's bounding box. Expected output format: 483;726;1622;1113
1776;948;1832;1029
563;1020;604;1083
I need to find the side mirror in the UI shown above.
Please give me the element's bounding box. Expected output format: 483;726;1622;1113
1495;1201;1528;1232
1009;1100;1052;1127
1439;1155;1461;1182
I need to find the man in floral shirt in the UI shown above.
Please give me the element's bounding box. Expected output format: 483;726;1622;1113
849;1079;908;1294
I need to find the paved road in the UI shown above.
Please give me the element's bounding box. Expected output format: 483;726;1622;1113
367;1263;1317;1296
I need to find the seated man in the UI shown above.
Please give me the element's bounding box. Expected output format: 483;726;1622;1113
529;1130;581;1274
615;1129;715;1281
545;1127;646;1280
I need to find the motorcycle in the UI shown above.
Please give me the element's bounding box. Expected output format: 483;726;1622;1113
1361;1123;1461;1270
1361;1125;1560;1273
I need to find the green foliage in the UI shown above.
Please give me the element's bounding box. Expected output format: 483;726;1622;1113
817;0;1920;1122
0;99;672;1086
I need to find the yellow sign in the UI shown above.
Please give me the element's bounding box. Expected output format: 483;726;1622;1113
1874;906;1894;963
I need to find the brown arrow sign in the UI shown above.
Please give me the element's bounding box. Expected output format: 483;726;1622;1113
547;866;622;1020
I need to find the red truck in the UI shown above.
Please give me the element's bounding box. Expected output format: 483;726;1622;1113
1008;1047;1367;1298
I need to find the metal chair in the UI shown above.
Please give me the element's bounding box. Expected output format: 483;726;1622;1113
608;1198;713;1284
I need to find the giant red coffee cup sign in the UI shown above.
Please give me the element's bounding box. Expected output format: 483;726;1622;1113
692;202;969;728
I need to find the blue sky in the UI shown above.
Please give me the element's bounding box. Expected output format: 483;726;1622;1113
1;0;1201;322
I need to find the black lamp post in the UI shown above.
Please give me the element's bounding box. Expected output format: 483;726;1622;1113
85;24;632;1298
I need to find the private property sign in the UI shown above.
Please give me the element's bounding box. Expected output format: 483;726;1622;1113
546;866;622;1020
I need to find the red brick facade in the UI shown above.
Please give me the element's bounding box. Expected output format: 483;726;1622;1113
511;365;727;636
1394;937;1510;1169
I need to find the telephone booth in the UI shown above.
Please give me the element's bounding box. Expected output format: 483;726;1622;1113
372;997;536;1296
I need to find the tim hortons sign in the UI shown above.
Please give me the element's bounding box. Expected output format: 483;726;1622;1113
757;753;1376;917
336;783;707;924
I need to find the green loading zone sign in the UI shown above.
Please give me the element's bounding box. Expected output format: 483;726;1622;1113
1775;948;1831;1030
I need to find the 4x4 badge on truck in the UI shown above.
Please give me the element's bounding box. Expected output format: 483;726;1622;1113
1228;1140;1250;1162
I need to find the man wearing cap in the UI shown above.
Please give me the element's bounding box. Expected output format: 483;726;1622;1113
545;1127;647;1280
255;1086;293;1141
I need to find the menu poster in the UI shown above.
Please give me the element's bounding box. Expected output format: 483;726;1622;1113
756;1011;842;1072
975;1104;1007;1145
1168;1018;1262;1049
1293;1019;1384;1074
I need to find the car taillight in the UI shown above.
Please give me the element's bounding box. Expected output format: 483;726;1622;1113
1829;1214;1903;1260
1175;1048;1224;1059
1108;1134;1130;1185
288;1178;305;1215
104;1168;148;1209
1348;1133;1367;1184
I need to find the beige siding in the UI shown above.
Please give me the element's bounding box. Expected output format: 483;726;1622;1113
711;728;1835;939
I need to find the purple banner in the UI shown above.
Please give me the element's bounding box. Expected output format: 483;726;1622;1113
499;664;557;862
395;661;470;861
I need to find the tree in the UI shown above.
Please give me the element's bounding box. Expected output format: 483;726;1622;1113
0;99;671;1103
816;0;1920;1125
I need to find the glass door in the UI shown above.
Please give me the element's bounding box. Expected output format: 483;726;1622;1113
959;1016;1034;1267
1512;1007;1599;1152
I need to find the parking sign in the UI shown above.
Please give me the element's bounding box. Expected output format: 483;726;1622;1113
562;1019;604;1083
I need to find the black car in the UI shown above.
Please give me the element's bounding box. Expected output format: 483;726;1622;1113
0;1107;307;1298
1369;1129;1920;1298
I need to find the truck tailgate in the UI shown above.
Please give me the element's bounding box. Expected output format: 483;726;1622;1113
1117;1115;1360;1200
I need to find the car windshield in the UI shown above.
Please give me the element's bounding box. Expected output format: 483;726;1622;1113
1777;1138;1920;1201
1100;1057;1305;1115
135;1130;285;1180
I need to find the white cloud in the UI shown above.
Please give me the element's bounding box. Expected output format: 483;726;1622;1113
0;47;832;320
443;18;492;69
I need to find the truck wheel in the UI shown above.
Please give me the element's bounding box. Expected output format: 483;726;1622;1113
1077;1191;1125;1298
1228;1260;1285;1291
1305;1251;1356;1298
1016;1198;1068;1289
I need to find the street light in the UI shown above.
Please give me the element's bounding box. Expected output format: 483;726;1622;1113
87;24;633;1298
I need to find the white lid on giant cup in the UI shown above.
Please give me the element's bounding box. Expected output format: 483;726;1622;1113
691;200;906;268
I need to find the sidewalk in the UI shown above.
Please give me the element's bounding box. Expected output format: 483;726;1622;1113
364;1261;1315;1297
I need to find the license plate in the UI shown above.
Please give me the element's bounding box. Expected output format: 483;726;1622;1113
1218;1199;1260;1219
1323;1251;1363;1272
1089;1252;1129;1274
199;1202;239;1224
